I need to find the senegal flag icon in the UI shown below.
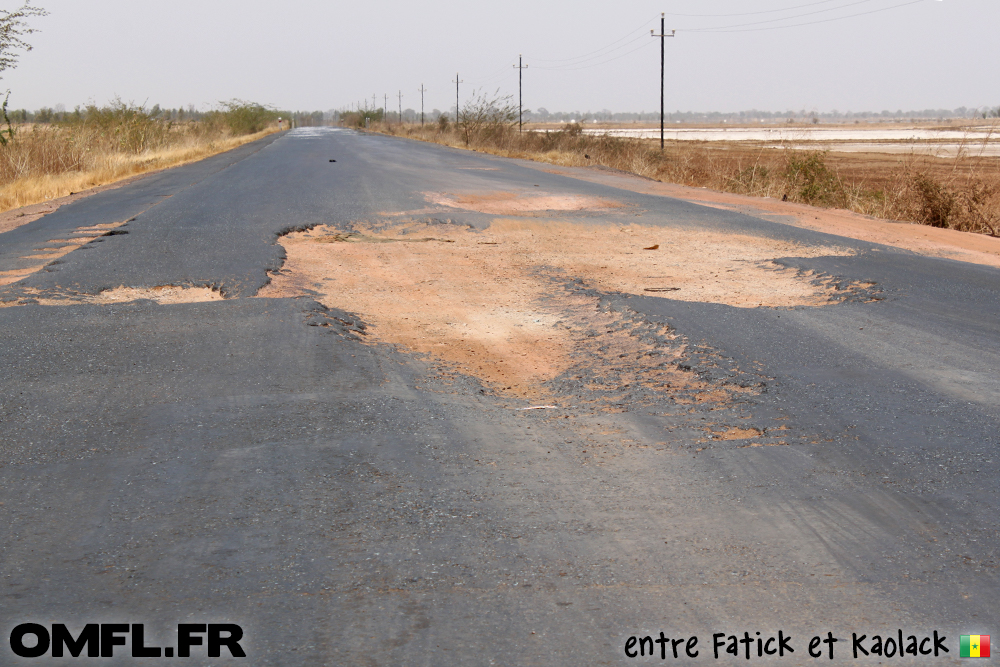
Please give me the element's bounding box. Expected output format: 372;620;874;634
961;635;991;658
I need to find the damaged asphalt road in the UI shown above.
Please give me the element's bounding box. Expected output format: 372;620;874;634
1;127;998;665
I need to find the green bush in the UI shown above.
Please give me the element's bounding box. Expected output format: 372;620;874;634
784;152;844;206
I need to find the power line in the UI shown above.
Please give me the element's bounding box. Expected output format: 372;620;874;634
687;0;924;33
533;38;656;72
682;0;877;32
526;13;659;64
532;32;652;71
467;62;517;86
663;0;862;18
466;13;658;85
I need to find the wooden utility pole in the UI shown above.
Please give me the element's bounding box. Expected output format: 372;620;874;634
419;84;426;126
398;90;403;125
651;14;676;150
513;55;528;133
452;73;463;123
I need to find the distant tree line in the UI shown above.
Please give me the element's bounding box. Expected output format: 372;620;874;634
11;105;341;127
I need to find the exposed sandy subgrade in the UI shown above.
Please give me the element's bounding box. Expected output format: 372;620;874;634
536;164;1000;268
0;284;223;307
427;191;624;216
0;221;130;287
260;219;854;402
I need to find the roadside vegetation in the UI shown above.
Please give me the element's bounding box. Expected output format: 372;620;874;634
0;100;293;212
368;93;1000;237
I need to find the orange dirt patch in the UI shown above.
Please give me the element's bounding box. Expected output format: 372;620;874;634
710;426;764;440
260;219;852;400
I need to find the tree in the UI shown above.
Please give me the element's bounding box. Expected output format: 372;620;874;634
458;88;517;146
0;4;47;77
0;4;47;143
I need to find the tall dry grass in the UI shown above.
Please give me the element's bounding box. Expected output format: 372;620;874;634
0;101;283;213
377;120;1000;237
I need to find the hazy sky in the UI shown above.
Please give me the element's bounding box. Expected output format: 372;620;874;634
3;0;994;115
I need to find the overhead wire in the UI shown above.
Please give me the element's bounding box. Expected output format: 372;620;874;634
682;0;878;31
532;33;654;71
449;0;928;109
525;13;659;65
686;0;925;33
533;38;656;72
664;0;862;18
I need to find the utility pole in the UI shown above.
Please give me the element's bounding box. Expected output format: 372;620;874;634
651;14;675;150
452;72;463;123
384;94;388;123
398;90;403;125
419;84;426;126
513;54;528;133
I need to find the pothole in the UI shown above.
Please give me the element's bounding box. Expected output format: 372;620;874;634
259;219;859;402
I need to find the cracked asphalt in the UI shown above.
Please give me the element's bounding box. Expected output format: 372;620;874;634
1;127;997;665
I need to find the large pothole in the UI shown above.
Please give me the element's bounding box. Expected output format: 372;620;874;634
259;219;859;401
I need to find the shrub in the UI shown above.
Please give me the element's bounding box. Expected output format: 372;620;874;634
341;108;383;128
909;173;956;228
784;152;844;206
79;99;167;154
458;89;517;146
216;100;279;135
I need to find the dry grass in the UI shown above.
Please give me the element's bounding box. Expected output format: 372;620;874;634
0;109;282;214
376;121;1000;236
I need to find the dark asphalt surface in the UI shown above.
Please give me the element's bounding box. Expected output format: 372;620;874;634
1;127;997;665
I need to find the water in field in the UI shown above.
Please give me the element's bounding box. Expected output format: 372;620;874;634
583;126;1000;157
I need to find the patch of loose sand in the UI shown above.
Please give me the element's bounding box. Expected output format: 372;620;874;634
0;285;223;307
261;219;853;399
91;286;223;304
427;191;623;215
0;221;130;287
536;165;1000;268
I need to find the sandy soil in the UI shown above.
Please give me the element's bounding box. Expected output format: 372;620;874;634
0;222;135;287
261;219;854;401
428;191;622;215
537;165;1000;268
1;284;222;307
